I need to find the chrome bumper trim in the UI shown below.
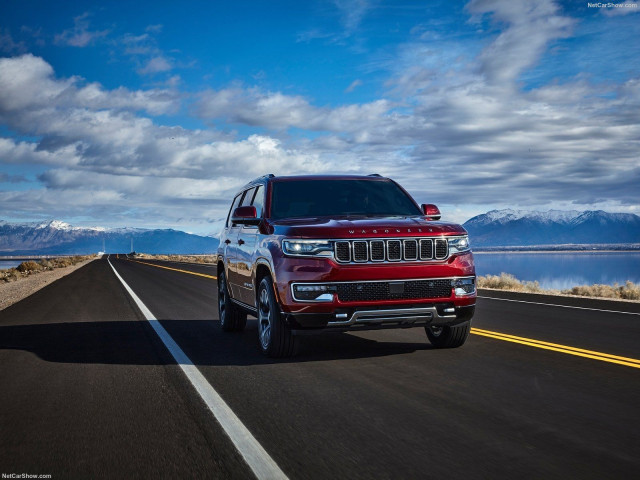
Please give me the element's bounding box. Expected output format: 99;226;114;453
327;306;457;327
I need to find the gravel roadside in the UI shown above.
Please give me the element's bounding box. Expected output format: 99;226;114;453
0;257;97;311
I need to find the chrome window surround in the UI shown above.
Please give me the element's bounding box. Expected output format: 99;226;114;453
290;275;475;302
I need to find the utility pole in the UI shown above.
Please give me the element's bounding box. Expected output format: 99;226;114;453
130;237;133;253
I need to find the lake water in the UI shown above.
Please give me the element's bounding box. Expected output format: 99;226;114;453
473;252;640;289
2;254;638;289
0;260;23;270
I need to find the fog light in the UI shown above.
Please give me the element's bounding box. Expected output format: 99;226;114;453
452;277;475;296
292;284;336;301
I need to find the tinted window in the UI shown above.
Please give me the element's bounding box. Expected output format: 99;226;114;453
251;185;264;217
225;193;243;227
270;179;422;219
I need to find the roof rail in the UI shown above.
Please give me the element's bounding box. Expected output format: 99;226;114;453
249;173;275;184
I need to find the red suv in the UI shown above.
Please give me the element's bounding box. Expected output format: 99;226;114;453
217;174;476;357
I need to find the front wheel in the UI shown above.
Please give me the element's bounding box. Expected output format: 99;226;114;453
257;277;297;358
218;270;247;332
425;321;471;348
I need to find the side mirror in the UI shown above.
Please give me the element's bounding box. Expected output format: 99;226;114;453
232;206;260;225
421;204;441;221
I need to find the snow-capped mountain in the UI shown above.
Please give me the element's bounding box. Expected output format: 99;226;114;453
464;209;640;247
0;220;219;255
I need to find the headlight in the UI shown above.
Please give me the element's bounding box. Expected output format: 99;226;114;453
448;236;470;253
282;239;333;257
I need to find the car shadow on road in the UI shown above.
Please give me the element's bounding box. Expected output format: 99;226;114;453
0;318;435;366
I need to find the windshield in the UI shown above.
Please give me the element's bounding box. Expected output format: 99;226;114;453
269;179;422;219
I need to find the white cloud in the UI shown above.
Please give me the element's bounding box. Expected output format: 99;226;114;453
197;86;395;134
54;12;109;47
334;0;370;33
0;55;331;230
466;0;574;85
345;79;362;93
138;56;173;75
0;28;27;54
120;29;179;78
0;54;179;118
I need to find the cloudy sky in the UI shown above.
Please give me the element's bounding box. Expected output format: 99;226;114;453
0;0;638;235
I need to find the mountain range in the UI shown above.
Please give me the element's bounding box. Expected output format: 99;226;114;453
1;209;639;255
0;220;219;255
463;209;640;247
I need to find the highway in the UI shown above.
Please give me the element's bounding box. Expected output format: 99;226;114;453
1;255;639;479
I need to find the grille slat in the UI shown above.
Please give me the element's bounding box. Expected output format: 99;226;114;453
336;279;452;302
387;240;402;261
353;241;368;262
370;240;385;261
435;239;448;259
419;239;433;260
403;240;418;260
335;241;350;262
334;237;455;263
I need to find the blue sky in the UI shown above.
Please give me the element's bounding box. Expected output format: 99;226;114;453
0;0;638;234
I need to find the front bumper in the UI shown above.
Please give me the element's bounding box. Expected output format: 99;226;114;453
285;304;474;333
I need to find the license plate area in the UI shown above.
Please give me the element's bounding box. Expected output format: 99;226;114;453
389;281;405;295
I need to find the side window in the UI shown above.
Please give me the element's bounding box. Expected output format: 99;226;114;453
240;187;256;207
225;193;243;228
251;185;264;217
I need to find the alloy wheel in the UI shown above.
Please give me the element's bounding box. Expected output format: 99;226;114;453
258;287;272;349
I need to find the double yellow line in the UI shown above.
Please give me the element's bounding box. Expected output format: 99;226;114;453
471;327;640;369
124;258;640;370
128;259;217;279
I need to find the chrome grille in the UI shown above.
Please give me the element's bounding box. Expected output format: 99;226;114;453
370;240;385;261
387;240;401;261
335;241;350;262
353;241;368;262
333;237;454;263
403;240;417;260
420;239;433;260
435;239;448;259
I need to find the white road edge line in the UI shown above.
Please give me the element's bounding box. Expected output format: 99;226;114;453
478;296;640;315
107;257;288;480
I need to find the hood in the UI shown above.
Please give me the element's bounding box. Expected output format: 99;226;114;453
269;216;467;238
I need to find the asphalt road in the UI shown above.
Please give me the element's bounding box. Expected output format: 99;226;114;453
1;255;638;479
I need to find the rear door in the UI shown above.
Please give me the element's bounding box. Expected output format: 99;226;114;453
235;185;265;306
234;186;262;306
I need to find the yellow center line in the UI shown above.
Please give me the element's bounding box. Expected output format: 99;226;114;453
128;258;217;280
471;327;640;369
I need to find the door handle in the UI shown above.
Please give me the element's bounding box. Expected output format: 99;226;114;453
238;239;245;245
224;239;231;244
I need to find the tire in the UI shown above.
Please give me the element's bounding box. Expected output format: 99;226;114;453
256;276;298;357
425;321;471;348
217;270;247;332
